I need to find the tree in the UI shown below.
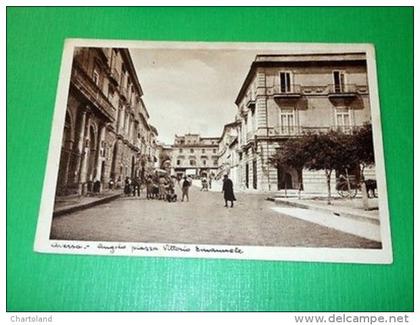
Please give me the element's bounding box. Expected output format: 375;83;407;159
352;123;375;178
268;124;375;206
348;124;375;209
268;137;309;198
301;131;349;205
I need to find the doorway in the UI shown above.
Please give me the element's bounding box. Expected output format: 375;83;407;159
277;166;293;190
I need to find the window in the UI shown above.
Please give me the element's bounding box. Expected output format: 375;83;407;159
280;72;291;93
202;149;205;153
190;149;194;153
93;68;100;86
179;148;183;153
177;160;181;165
333;71;346;93
108;84;114;99
335;107;351;133
213;149;217;153
190;160;196;166
279;108;295;135
213;160;218;166
203;160;206;166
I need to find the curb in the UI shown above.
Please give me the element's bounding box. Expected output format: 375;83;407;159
53;193;122;217
273;197;379;225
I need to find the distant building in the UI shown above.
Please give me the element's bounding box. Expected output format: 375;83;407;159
233;53;375;193
171;134;219;179
216;121;240;183
56;47;156;195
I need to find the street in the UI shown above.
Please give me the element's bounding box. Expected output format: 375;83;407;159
50;184;381;248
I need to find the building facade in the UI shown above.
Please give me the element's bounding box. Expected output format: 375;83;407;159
56;47;156;196
216;121;240;182
233;53;375;193
171;134;219;179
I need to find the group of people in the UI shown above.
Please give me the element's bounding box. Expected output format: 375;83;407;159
145;173;178;202
122;177;142;197
117;172;236;208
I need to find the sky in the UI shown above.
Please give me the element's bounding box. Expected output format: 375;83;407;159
130;48;262;144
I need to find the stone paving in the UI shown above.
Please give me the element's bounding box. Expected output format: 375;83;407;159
50;184;381;248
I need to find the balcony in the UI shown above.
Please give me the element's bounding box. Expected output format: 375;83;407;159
273;84;302;98
267;125;361;137
71;63;116;122
327;84;358;97
272;126;302;137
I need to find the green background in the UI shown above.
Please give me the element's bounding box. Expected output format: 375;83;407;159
7;7;413;311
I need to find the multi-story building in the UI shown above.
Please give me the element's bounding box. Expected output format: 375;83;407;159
171;134;219;179
56;47;156;195
216;121;240;182
233;53;375;193
148;125;159;169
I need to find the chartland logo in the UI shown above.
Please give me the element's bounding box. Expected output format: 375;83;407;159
10;315;53;323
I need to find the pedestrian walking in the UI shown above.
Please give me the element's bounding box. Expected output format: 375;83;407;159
124;177;132;196
222;174;236;208
181;176;191;202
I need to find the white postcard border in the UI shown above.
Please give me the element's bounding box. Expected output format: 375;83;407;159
34;39;393;264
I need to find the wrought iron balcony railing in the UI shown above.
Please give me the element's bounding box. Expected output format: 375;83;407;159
273;84;302;97
272;125;302;136
327;83;358;96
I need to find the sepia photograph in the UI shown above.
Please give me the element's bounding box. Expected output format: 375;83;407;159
34;40;392;263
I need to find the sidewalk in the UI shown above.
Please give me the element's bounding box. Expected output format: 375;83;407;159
272;195;379;225
53;190;122;217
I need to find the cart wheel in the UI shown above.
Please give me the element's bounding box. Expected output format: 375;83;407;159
337;190;349;198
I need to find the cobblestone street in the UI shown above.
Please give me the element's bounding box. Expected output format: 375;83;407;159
50;184;381;248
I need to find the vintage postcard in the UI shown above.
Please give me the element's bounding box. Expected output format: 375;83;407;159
34;39;392;263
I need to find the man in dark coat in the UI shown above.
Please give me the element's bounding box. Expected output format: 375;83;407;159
222;174;236;208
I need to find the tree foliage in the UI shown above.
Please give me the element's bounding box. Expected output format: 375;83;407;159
269;124;375;204
352;124;375;171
